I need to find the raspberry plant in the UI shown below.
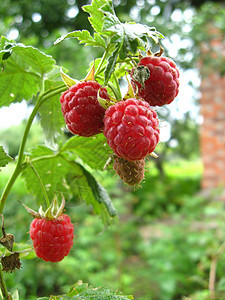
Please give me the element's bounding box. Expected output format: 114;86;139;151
0;0;179;298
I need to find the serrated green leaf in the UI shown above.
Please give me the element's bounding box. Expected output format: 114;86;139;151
12;44;56;75
0;146;13;170
60;134;113;170
54;30;106;49
40;281;134;299
100;3;164;56
22;146;69;205
0;59;41;107
82;0;106;33
0;42;56;108
94;33;106;48
39;94;65;144
38;66;67;142
39;91;65;143
22;145;116;224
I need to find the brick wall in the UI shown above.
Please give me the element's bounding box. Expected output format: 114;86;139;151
199;27;225;200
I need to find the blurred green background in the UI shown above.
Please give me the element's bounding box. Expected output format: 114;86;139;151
0;0;225;299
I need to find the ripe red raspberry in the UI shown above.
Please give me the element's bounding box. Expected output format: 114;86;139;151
131;56;179;106
103;99;160;161
60;81;110;137
30;214;74;262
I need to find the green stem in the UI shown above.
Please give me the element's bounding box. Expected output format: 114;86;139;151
17;98;42;167
0;85;67;214
41;84;66;97
107;82;122;101
29;162;51;208
0;267;9;299
95;74;122;101
95;47;110;78
113;73;122;99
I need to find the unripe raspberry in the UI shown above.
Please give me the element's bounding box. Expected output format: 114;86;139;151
60;81;110;137
30;214;74;262
113;156;145;186
131;56;179;106
103;98;160;161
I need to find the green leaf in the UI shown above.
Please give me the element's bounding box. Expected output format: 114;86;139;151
0;58;41;107
94;33;106;49
104;45;120;85
0;146;13;170
67;281;133;299
54;30;106;49
22;146;69;205
60;134;113;170
22;145;116;224
13;243;36;260
37;281;134;299
63;159;117;224
0;40;56;108
39;69;66;143
11;44;55;75
100;2;164;56
82;0;107;33
77;162;117;218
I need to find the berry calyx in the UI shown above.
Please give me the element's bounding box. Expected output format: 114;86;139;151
131;55;179;106
60;81;110;137
30;214;74;262
103;98;160;161
113;156;145;186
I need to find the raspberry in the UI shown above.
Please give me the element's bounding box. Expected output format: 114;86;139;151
113;156;145;186
60;81;110;137
131;56;179;106
103;98;160;161
30;214;74;262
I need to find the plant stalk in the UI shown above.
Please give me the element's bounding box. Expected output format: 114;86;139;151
0;267;9;299
209;241;225;299
95;47;109;78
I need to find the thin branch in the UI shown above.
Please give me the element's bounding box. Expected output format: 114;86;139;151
209;241;225;299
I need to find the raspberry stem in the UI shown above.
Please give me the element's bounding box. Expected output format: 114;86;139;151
0;267;11;299
94;47;110;78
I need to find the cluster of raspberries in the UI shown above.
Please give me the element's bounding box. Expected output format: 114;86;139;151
60;55;179;185
29;56;179;263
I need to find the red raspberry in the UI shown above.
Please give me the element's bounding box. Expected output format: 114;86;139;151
60;81;110;137
30;214;74;262
103;99;160;161
131;56;179;106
